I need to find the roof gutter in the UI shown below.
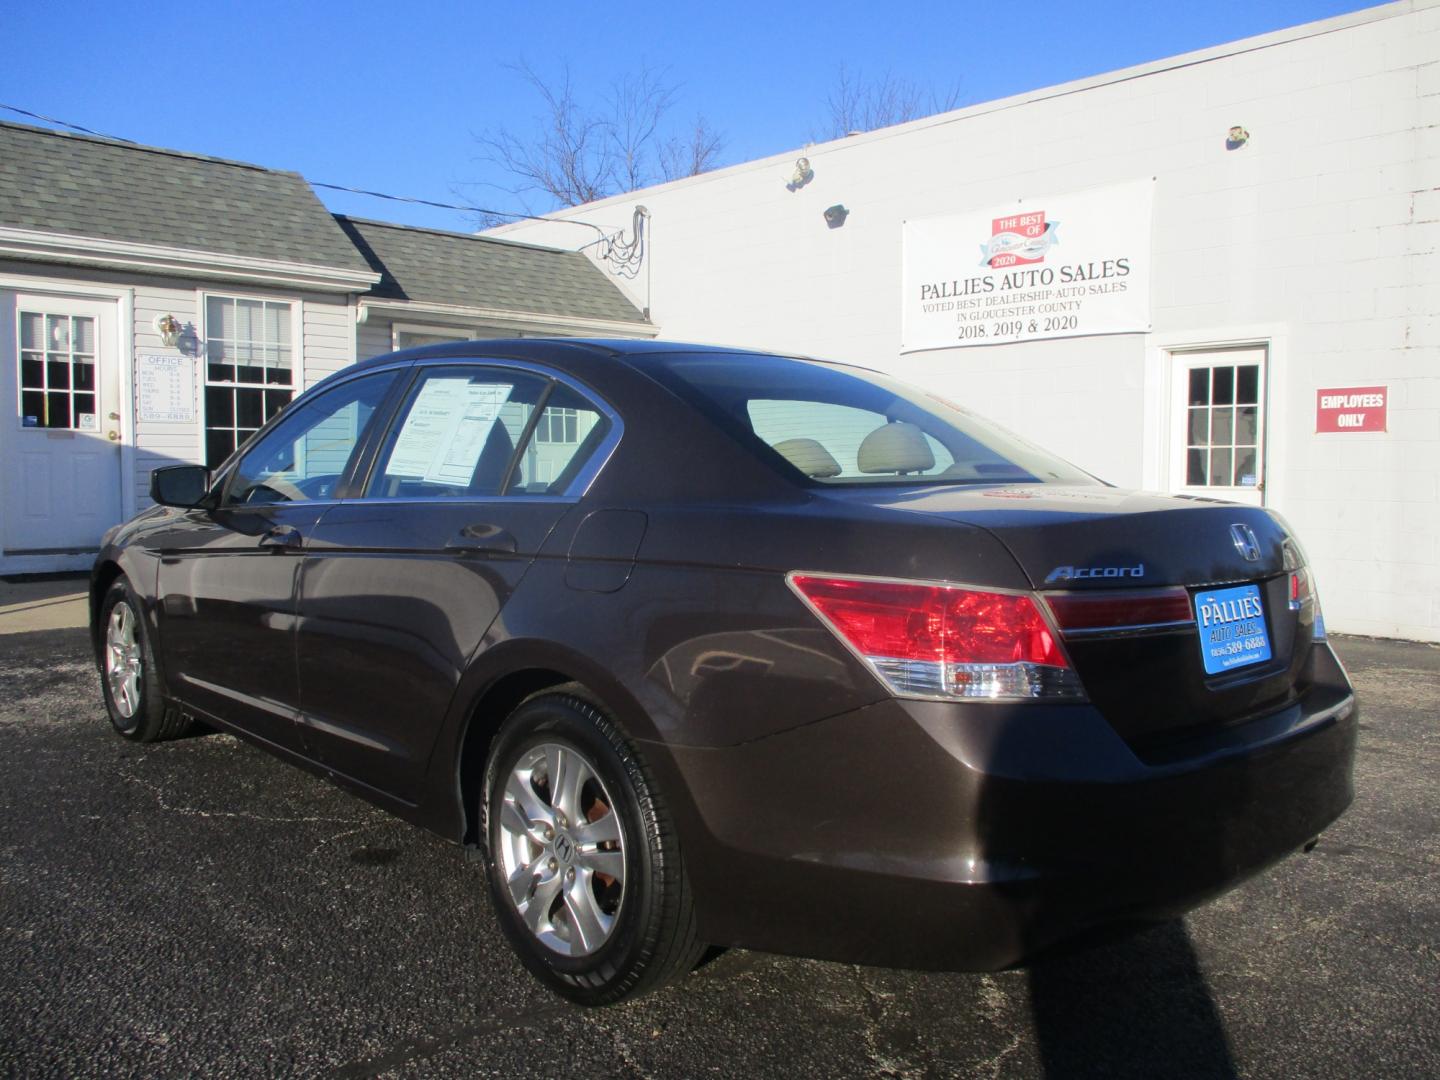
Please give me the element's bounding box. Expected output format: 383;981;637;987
0;226;382;293
356;297;658;338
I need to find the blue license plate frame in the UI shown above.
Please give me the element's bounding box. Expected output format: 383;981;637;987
1194;583;1272;675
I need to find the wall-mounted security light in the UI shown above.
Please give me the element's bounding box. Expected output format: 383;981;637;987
823;204;849;229
1226;126;1249;150
787;157;814;191
153;313;182;348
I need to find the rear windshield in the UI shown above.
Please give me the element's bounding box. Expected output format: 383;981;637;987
647;352;1097;487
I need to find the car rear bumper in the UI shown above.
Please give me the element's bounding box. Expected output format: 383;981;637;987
655;643;1357;970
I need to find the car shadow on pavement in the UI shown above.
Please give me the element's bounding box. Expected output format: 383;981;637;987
1026;919;1236;1079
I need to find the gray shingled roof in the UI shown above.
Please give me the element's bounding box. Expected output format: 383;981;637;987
336;216;648;324
0;121;372;274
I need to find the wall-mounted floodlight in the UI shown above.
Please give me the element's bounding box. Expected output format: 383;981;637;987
787;157;814;191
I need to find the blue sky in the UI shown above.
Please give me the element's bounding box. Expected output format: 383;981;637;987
5;0;1377;233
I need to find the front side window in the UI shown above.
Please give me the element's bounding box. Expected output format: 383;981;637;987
369;368;608;499
223;371;396;506
205;296;295;468
17;311;96;430
648;353;1095;487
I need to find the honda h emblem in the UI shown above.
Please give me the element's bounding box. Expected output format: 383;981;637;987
1230;523;1261;562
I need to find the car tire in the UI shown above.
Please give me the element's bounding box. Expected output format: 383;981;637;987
99;578;189;743
482;690;705;1005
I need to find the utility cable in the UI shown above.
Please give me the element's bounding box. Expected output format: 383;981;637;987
0;102;612;241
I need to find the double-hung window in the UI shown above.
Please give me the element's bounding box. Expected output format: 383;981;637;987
204;296;296;468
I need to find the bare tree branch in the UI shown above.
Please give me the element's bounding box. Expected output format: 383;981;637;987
474;61;616;209
658;116;726;182
475;61;724;211
819;64;962;139
607;68;679;192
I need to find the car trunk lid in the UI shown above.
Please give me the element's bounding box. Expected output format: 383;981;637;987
848;484;1319;755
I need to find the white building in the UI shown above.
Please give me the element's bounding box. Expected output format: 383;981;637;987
495;0;1440;642
0;124;650;576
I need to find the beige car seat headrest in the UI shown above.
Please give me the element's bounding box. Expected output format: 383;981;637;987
772;437;842;478
857;422;935;474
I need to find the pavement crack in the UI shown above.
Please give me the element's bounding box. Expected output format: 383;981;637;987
598;1020;657;1080
851;966;925;1079
329;1002;574;1078
119;765;368;825
978;1031;1024;1080
308;821;401;856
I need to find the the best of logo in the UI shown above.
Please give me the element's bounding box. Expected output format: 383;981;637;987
979;211;1060;268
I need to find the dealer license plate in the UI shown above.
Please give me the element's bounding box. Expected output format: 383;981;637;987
1194;583;1272;675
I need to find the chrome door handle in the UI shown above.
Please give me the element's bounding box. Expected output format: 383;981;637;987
444;524;517;555
259;526;303;550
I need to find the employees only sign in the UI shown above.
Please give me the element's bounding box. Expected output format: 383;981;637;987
1316;386;1387;432
901;179;1154;352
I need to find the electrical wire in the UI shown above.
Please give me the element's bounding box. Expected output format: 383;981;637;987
0;102;136;141
0;102;613;241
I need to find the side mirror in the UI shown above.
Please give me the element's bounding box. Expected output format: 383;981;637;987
150;465;210;508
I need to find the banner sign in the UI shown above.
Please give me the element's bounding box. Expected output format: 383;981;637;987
1316;386;1387;433
901;179;1153;352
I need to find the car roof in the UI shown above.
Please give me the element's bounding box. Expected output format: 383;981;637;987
346;337;783;373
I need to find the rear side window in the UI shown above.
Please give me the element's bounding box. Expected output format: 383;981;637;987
649;353;1095;487
747;400;956;479
366;367;609;498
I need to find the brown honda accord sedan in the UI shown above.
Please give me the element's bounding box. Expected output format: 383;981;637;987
91;340;1356;1005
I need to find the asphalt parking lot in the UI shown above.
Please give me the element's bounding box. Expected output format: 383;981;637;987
1;609;1436;1078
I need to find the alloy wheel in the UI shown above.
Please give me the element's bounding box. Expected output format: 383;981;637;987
105;601;143;719
495;741;626;957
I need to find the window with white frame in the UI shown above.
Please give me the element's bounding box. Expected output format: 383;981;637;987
535;406;578;444
1183;360;1262;488
16;311;97;430
204;296;295;468
394;328;471;351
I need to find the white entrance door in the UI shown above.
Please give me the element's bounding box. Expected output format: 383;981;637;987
0;292;124;565
1168;346;1267;507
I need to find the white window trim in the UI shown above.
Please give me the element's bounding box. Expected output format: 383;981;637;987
391;322;477;351
197;289;306;468
1144;323;1290;510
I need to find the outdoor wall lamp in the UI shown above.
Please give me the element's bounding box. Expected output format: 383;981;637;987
1226;125;1249;150
153;314;182;348
823;204;849;229
787;157;814;191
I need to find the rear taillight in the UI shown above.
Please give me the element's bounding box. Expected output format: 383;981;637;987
787;573;1084;701
1290;566;1326;639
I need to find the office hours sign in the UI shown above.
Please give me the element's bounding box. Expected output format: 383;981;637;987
901;179;1154;352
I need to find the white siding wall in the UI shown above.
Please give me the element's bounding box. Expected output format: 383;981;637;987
130;277;206;506
0;260;355;520
496;0;1440;641
357;318;392;362
303;299;356;387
